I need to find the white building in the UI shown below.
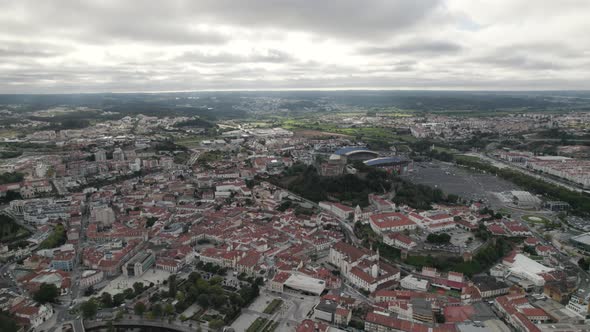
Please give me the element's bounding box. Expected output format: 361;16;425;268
503;253;554;286
319;202;354;220
400;275;429;292
566;289;590;318
369;212;417;235
80;270;104;288
383;233;417;251
329;242;400;293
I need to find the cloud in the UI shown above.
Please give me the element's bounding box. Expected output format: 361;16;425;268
176;49;293;64
0;0;588;92
359;40;463;56
0;41;69;59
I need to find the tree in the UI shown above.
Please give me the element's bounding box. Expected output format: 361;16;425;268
113;293;126;307
134;302;147;316
0;311;19;332
197;294;210;308
123;288;135;299
168;275;177;298
100;292;113;308
228;293;244;307
188;272;201;283
80;300;98;319
578;258;590;271
164;303;175;316
175;291;185;303
210;294;226;309
133;282;144;295
209;319;225;331
84;286;96;297
152;303;163;318
33;283;59;304
426;233;451;244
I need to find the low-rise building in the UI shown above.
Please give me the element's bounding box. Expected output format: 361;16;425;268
400;275;429;292
123;250;155;277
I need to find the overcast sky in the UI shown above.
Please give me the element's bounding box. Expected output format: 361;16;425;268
1;0;589;93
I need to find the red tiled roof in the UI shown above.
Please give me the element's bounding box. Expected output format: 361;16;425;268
366;312;456;332
370;212;416;230
443;305;475;323
521;308;548;318
332;242;371;262
273;271;291;283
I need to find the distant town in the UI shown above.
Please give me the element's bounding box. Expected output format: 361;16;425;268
1;91;590;332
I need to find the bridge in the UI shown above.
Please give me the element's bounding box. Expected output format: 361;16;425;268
84;318;210;332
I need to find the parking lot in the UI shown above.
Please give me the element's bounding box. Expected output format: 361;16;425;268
406;161;519;207
448;228;484;252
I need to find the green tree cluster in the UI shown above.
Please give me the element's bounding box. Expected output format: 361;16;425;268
33;283;59;304
426;233;451;244
0;172;24;185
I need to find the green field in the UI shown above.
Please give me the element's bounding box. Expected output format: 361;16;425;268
280;119;417;144
522;215;552;224
246;317;278;332
262;299;283;315
174;136;208;148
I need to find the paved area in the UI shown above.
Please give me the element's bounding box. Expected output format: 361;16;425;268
230;289;319;332
406;161;519;207
98;269;171;296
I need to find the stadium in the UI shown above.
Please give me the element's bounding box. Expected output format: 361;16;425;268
363;156;412;175
333;147;379;161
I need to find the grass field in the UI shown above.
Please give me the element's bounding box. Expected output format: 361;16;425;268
262;299;283;315
522;215;552;224
281;119;417;143
174;136;209;148
246;317;278;332
0;129;20;138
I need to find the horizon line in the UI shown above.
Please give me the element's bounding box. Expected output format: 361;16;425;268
2;87;590;96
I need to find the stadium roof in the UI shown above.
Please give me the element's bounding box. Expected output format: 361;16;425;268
571;233;590;246
334;146;377;156
509;191;541;204
364;156;408;166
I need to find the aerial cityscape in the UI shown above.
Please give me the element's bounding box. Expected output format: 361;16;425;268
1;1;590;332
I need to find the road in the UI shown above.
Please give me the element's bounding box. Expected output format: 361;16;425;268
36;197;90;332
466;152;586;193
